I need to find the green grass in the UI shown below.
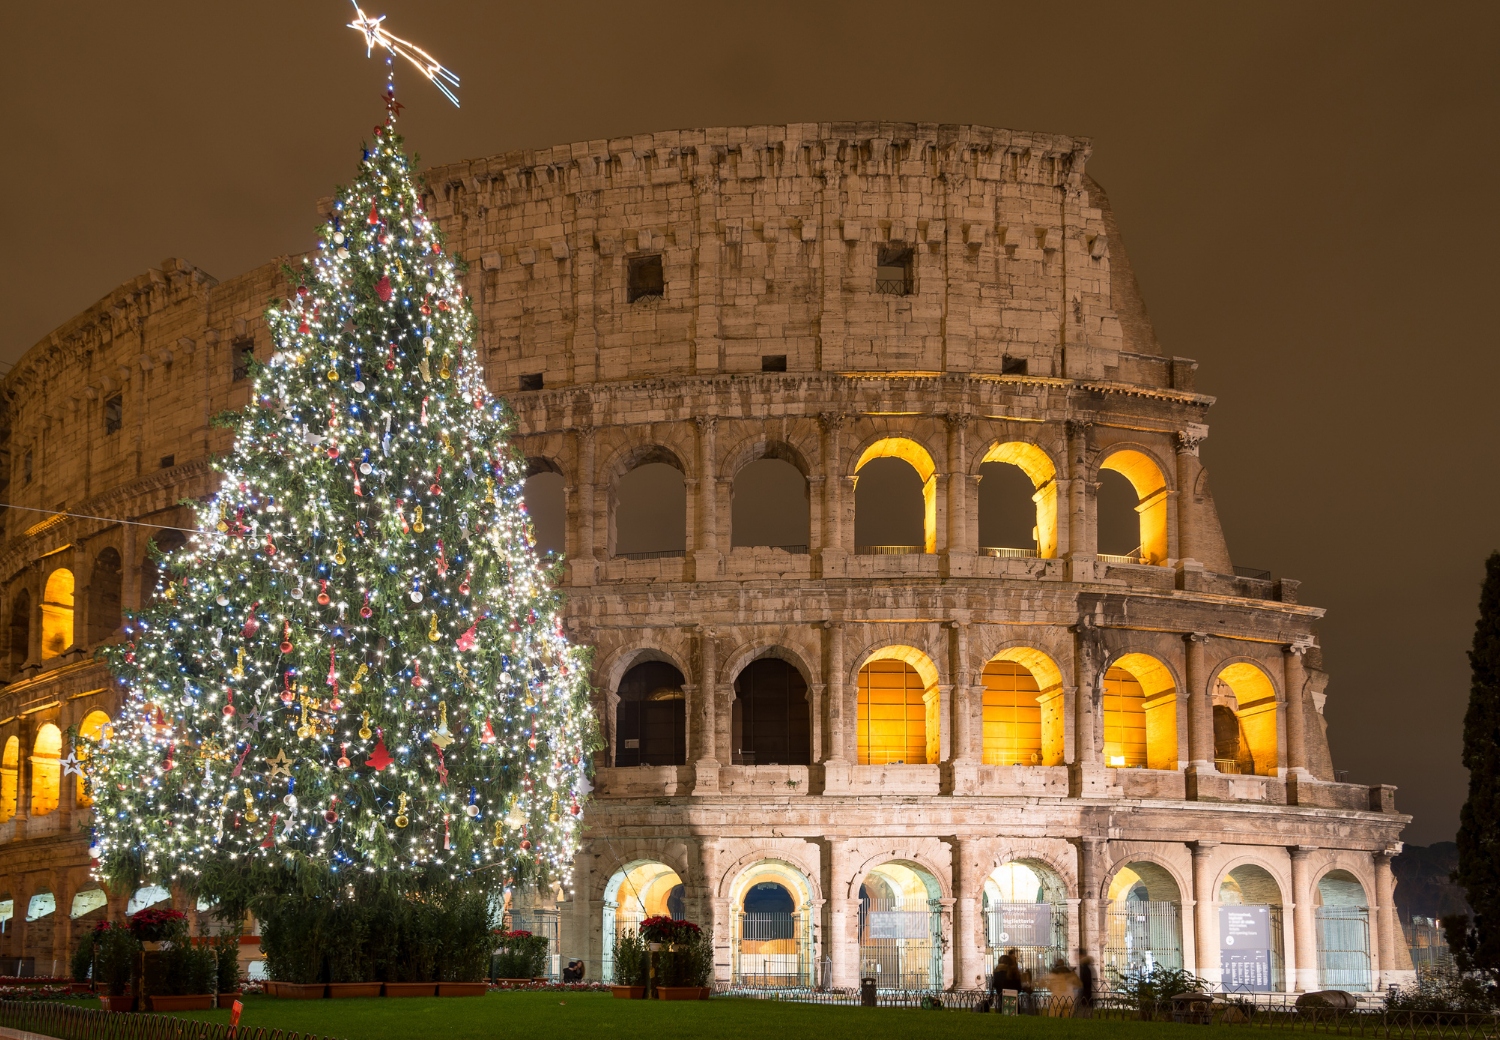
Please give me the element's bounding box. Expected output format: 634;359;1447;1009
164;990;1259;1040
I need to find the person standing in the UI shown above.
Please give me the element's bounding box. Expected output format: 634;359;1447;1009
1076;951;1095;1018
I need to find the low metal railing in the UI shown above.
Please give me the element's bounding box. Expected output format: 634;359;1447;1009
1099;552;1146;565
855;545;922;556
0;999;346;1040
980;546;1041;559
615;548;686;561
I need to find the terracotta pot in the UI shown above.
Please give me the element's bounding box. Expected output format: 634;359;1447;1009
147;994;215;1012
657;986;701;1001
699;987;713;1000
382;982;437;997
98;994;135;1013
437;982;488;997
610;985;646;999
216;992;242;1008
327;982;382;998
268;982;327;999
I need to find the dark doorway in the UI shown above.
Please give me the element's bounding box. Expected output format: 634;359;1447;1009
732;658;810;765
615;660;687;766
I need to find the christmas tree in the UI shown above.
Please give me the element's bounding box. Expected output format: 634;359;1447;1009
88;102;595;906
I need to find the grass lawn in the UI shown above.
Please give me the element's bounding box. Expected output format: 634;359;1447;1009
165;990;1260;1040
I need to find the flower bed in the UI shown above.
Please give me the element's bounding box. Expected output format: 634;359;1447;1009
0;985;72;1001
489;981;612;993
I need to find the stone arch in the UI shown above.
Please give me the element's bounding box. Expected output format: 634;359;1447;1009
1211;659;1280;776
1102;853;1188;905
522;456;566;557
980;841;1080;898
1313;867;1372;991
30;723;62;816
854;645;942;766
727;647;813;767
612;655;688;767
1101;651;1180;771
717;847;824;906
0;736;18;823
88;547;123;644
1219;859;1287;905
980;854;1072;978
1096;444;1173;565
977;440;1060;558
720;434;813;481
1103;855;1188;975
40;568;74;659
853;856;947;990
981;646;1066;767
845;847;955;901
8;588;29;673
75;710;112;807
720;641;817;690
724;854;820;988
601;857;688;979
606;443;689;558
853;435;939;554
727;438;811;551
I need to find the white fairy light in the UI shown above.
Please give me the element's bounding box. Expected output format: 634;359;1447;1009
347;2;461;107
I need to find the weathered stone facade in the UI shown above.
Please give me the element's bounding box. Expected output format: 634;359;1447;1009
0;124;1406;991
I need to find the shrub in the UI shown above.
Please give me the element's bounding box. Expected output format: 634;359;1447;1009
1113;964;1209;1017
212;934;242;993
493;930;549;980
611;929;647;987
1386;965;1499;1013
69;934;94;983
93;923;139;997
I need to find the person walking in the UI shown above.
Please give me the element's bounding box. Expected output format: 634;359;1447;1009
1044;958;1081;1016
1076;951;1096;1018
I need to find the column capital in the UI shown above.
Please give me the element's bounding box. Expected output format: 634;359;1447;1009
1185;631;1211;644
1286;635;1316;656
1175;423;1210;456
817;412;847;433
693;415;718;433
1190;840;1220;857
943;412;972;431
1288;844;1319;859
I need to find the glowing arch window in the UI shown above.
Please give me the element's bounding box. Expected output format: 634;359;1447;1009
25;892;55;922
71;888;109;919
127;885;170;915
857;650;939;765
732;657;810;766
982;651;1065;766
1214;662;1279;776
40;569;74;659
978;442;1059;559
1103;654;1178;770
0;737;18;824
30;723;62;816
76;711;111;807
854;438;937;554
1098;449;1170;565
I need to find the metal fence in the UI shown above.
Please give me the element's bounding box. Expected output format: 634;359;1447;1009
734;911;812;987
982;901;1068;980
1406;917;1454;971
506;908;561;980
858;899;942;991
1317;906;1373;991
0;1000;345;1040
1103;900;1184;979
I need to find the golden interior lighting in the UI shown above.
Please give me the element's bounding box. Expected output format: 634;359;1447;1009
855;438;938;553
1103;654;1178;770
980;442;1059;558
29;723;62;816
1215;662;1279;776
39;568;74;660
1098;450;1169;565
857;648;940;765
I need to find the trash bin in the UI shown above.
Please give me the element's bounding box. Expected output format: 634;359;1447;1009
860;977;877;1007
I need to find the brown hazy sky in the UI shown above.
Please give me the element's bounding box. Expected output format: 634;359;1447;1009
3;2;1497;844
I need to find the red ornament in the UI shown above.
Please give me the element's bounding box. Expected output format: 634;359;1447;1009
375;275;393;302
241;604;261;639
124;641;136;664
430;466;443;496
411;661;425;688
351;462;363;497
261;813;279;848
281;672;295;705
569;802;581;816
519;840;531;851
337;743;351;769
297;320;310;334
455;622;477;653
458;571;471;595
367;201;380;225
324;798;339;824
364;730;393;771
437;299;449;312
386;343;397;370
435;539;448;577
223;690;235;717
265;533;277;557
480;718;496;744
360;591;373;619
279;621;293;655
317;580;331;606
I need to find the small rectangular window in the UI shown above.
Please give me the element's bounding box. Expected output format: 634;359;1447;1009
22;451;32;485
104;395;123;435
876;246;913;296
160;455;175;469
232;338;255;382
1001;355;1028;376
761;355;787;373
518;373;544;392
627;254;664;303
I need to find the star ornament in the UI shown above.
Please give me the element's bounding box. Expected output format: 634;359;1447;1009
60;752;82;778
347;5;386;55
265;749;295;778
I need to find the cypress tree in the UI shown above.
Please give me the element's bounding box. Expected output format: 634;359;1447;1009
1450;552;1500;984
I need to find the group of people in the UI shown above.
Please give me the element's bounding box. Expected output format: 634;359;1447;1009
987;949;1095;1016
561;959;587;982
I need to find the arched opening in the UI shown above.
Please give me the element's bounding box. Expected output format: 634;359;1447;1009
614;456;686;558
9;590;30;674
30;724;62;816
854;438;937;554
614;660;686;766
730;860;815;988
601;860;685;983
1105;861;1184;979
26;891;55;922
1219;864;1286;992
76;710;112;807
40;569;74;659
981;860;1069;980
126;885;171;915
981;649;1065;767
731;657;810;766
1103;654;1179;770
858;861;943;990
1098;449;1170;565
0;737;18;824
142;531;187;606
1214;662;1279;776
70;888;108;921
978;442;1058;559
731;458;809;553
522;462;566;556
856;648;940;766
88;548;123;643
1315;870;1371;991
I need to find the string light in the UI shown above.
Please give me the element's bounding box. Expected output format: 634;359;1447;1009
347;3;460;107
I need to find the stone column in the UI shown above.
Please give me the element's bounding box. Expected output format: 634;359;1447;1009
122;522;142;614
828;840;857;988
944;415;972;571
823;622;850;791
1284;644;1311;779
1070;621;1108;797
1076;838;1107;965
950;622;973;764
692;627;720;793
691;417;720;579
1374;849;1397;987
1065;420;1096;580
1289;846;1319;992
569;427;597;586
951;840;984;991
1174;427;1208;563
1185;633;1214;770
816;414;847;575
1191;841;1219;984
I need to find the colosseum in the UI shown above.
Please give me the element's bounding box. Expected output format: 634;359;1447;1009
0;122;1409;994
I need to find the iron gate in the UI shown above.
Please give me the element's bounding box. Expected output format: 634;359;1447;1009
1316;905;1372;991
983;902;1068;981
1104;900;1183;981
734;910;812;987
507;908;561;980
859;898;942;990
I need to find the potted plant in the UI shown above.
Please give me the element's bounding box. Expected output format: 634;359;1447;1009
213;934;244;1005
641;917;706;1000
93;922;139;1012
147;943;216;1012
491;930;548;984
435;893;492;996
609;930;647;999
70;932;96;991
127;907;187;949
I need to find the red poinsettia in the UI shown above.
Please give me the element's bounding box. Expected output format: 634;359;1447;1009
127;906;186;942
639;916;701;943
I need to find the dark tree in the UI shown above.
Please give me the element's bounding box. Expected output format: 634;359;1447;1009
1451;552;1500;985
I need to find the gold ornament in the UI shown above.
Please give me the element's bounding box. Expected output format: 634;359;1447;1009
439;354;451;379
431;701;454;749
233;648;245;678
492;820;504;848
327;367;338;381
427;614;440;642
413;505;424;533
296;698;312;740
216;505;230;533
485;478;495;504
265;749;294;778
394;792;410;829
244;789;258;823
351;663;368;695
359;711;373;741
549;793;560;823
419;357;431;382
334;539;347;565
381;184;391;196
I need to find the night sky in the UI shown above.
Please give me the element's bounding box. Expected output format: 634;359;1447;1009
3;2;1497;844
